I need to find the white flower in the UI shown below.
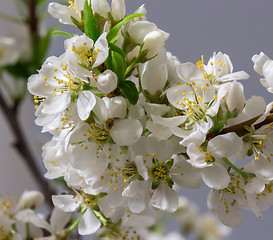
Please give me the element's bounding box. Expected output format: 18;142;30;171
219;81;246;113
92;0;111;18
207;172;273;227
0;37;19;66
0;215;22;240
203;52;249;84
28;56;96;121
64;33;108;79
97;70;118;94
52;194;101;235
128;21;169;58
126;137;203;212
243;115;273;181
187;132;243;189
16;191;44;211
16;207;71;240
252;52;273;93
111;0;126;21
139;49;168;96
165;80;221;143
48;1;83;25
42;138;71;179
142;30;167;58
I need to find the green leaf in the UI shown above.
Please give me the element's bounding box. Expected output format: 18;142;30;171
83;0;100;41
107;13;144;43
111;51;126;82
52;30;74;38
109;43;126;59
118;80;139;105
71;16;84;32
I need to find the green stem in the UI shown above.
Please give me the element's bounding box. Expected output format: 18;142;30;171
222;157;250;184
92;68;101;76
65;207;87;236
93;210;108;226
25;222;31;240
124;58;139;78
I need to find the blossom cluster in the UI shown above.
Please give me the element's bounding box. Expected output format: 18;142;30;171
26;0;273;239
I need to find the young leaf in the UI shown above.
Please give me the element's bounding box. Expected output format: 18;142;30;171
52;30;74;38
107;13;144;43
111;51;126;82
83;0;100;41
118;80;139;105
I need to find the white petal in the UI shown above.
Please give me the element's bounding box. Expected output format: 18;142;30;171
70;143;98;170
50;207;71;232
135;155;149;180
48;3;80;25
128;21;157;43
93;33;109;68
151;114;186;128
218;71;249;82
52;195;79;212
92;0;110;18
111;0;126;21
263;60;273;91
16;209;52;233
146;137;173;162
151;184;178;212
77;91;96;120
252;52;270;76
244;177;266;195
253;154;273;181
208;132;243;158
201;163;230;189
42;93;71;115
110;119;143;146
171;160;203;188
217;199;243;227
78;208;101;235
176;62;203;82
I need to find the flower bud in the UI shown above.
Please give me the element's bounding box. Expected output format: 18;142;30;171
224;81;245;113
142;30;168;58
97;70;118;94
0;37;19;67
92;0;111;18
17;191;44;210
111;0;126;21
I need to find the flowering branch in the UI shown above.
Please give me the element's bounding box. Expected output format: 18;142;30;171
207;108;273;140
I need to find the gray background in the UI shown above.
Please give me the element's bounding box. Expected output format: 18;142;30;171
1;0;273;239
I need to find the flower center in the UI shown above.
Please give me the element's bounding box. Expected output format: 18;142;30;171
68;0;79;15
72;44;100;70
88;122;110;145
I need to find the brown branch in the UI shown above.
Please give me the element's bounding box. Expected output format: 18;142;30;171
207;108;273;140
27;0;38;35
0;91;53;208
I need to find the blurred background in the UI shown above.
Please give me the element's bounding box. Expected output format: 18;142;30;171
0;0;273;239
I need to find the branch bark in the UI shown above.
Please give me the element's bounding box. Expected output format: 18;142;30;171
207;108;273;140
